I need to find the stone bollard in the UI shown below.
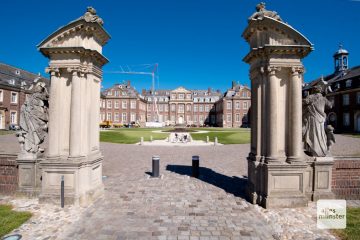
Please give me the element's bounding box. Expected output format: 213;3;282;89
206;136;209;143
214;137;218;146
152;155;160;178
150;135;153;142
192;156;200;178
140;137;144;145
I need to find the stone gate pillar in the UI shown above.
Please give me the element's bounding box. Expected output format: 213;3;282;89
37;7;110;206
243;3;313;208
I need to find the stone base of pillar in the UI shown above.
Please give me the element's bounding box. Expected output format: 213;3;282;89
310;157;335;201
39;154;104;206
248;160;308;208
17;155;43;197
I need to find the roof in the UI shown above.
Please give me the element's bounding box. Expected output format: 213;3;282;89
0;62;49;90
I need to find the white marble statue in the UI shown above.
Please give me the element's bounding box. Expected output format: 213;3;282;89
248;2;283;22
302;80;334;157
17;81;49;155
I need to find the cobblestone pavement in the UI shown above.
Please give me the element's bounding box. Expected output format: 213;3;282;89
1;133;360;239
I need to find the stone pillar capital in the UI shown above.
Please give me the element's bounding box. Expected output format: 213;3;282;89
267;66;281;76
45;67;60;77
291;66;305;76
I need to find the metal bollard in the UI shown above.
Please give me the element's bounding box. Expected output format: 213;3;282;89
152;155;160;177
140;137;144;145
192;155;200;178
214;137;218;146
206;136;209;143
61;175;64;208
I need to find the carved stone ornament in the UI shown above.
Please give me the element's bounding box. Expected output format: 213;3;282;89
17;81;49;156
82;6;104;25
248;2;283;22
302;79;335;157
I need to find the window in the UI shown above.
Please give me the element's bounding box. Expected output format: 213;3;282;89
199;105;204;112
343;113;350;126
194;105;198;112
122;113;127;123
171;104;176;111
10;111;17;124
102;100;106;108
107;91;112;96
345;79;352;87
107;100;112;109
235;101;240;109
205;98;209;103
114;101;119;109
236;114;240;122
186;94;191;99
194;115;198;122
165;105;169;112
121;91;126;96
205;105;210;112
171;115;175;121
107;113;112;121
130;101;136;109
179;94;184;100
115;91;120;97
130;113;136;122
357;92;360;104
227;101;232;109
199;115;204;123
114;113;120;122
11;92;18;104
343;94;349;106
187;115;191;122
227;114;232;122
186;104;191;112
159;104;163;112
243;102;248;110
101;113;105;121
178;104;184;113
242;91;247;98
0;89;3;102
122;101;127;109
171;94;176;99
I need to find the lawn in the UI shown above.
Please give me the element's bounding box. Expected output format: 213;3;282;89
99;127;251;144
190;128;250;144
0;204;32;238
100;128;169;144
0;130;13;136
333;207;360;240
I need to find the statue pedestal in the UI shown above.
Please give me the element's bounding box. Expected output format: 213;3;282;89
39;153;104;206
17;153;42;197
311;157;335;201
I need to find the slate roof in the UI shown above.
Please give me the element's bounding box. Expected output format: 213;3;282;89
0;62;49;91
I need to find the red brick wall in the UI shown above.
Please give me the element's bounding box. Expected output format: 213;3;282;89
0;154;18;194
332;157;360;200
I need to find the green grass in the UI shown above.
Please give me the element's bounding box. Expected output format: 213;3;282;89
100;127;251;144
190;128;250;144
333;208;360;240
0;130;13;136
341;133;360;138
100;128;169;144
0;204;32;238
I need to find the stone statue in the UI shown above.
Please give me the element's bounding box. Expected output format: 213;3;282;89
248;2;283;22
302;80;334;157
17;81;49;156
83;6;104;25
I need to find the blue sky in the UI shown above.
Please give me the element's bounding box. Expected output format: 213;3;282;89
1;0;359;92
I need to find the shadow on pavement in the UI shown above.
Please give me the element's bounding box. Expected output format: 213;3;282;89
166;164;248;199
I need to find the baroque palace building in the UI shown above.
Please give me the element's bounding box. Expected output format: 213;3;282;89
304;45;360;133
100;80;251;127
0;62;48;130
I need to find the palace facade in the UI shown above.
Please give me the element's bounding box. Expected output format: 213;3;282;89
304;46;360;133
100;81;251;127
0;63;48;130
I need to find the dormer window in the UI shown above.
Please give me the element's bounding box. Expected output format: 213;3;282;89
15;70;20;75
8;79;15;85
346;79;352;87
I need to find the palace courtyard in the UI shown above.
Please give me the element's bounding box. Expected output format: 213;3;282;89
1;132;360;239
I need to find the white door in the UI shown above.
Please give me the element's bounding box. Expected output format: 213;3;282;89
178;116;183;124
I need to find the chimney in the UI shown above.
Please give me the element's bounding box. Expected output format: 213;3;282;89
142;89;146;95
232;80;236;89
208;87;211;93
127;80;131;87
